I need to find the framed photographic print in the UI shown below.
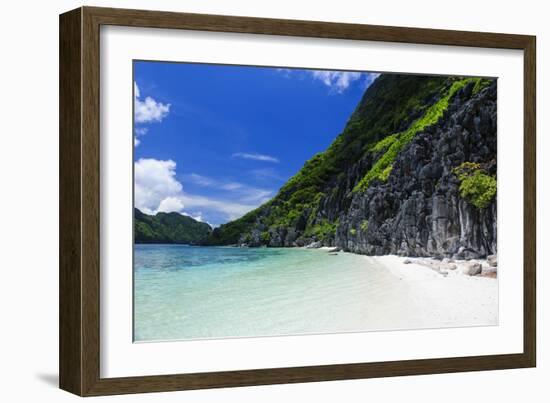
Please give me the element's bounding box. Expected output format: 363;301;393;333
59;6;536;396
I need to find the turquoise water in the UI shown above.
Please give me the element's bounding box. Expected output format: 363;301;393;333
134;245;405;342
134;245;498;342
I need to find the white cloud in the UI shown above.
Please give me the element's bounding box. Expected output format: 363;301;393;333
135;159;270;222
134;158;183;214
275;68;292;78
157;196;185;213
188;212;203;222
134;82;171;124
277;69;380;93
250;168;285;181
232;152;279;163
135;127;148;136
178;193;257;221
133;83;170;147
133;127;148;147
310;70;362;92
186;173;215;187
135;96;171;124
185;173;271;202
238;189;273;204
221;182;243;191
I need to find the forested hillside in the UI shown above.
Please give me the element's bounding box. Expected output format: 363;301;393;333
135;208;212;244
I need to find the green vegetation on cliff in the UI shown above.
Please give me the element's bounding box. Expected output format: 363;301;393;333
304;219;339;241
452;162;497;209
353;77;488;192
135;208;212;244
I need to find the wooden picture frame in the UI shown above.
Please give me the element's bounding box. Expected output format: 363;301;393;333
59;6;536;396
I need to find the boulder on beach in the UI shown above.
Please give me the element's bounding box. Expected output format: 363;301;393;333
443;263;457;271
463;262;482;276
442;258;455;264
487;254;498;267
306;241;322;249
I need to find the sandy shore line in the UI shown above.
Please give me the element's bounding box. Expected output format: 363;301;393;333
371;254;497;280
365;254;498;327
293;246;497;328
312;248;498;328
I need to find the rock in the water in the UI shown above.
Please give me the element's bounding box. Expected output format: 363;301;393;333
487;254;498;267
463;262;482;276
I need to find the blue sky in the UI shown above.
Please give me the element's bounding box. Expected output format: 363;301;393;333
133;61;379;226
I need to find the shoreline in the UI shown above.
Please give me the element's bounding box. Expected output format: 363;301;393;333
370;254;498;281
137;243;498;279
315;246;498;279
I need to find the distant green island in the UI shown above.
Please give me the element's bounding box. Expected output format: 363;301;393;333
134;208;212;244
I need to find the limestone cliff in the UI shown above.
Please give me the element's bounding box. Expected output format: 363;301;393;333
206;74;497;259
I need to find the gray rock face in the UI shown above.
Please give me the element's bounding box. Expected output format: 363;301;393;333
331;83;497;258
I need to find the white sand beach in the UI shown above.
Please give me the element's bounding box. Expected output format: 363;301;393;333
363;255;498;330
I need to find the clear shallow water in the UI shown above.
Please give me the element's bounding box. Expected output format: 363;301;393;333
134;245;417;342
